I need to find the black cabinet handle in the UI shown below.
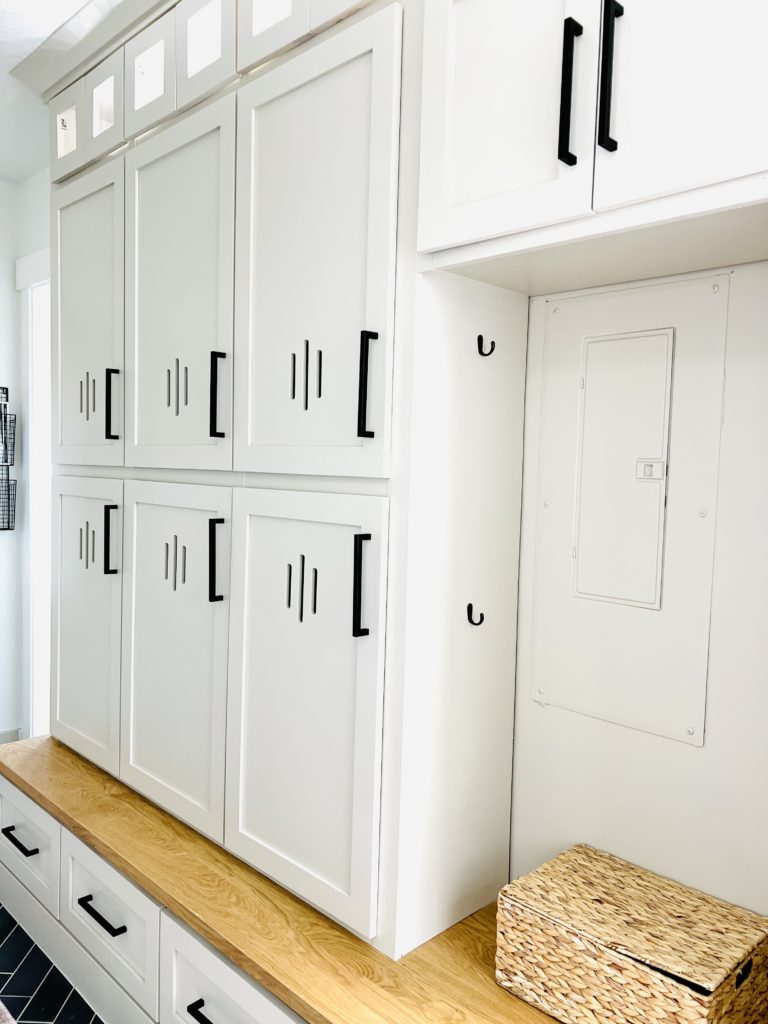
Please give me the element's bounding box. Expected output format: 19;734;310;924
77;894;127;937
357;330;378;439
103;504;118;576
208;518;224;603
1;825;39;858
558;17;583;166
105;368;119;440
209;351;226;439
187;1000;214;1024
352;533;371;637
598;0;623;152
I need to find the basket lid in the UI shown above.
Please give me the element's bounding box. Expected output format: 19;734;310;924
501;845;768;994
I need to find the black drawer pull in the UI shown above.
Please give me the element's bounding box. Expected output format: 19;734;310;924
1;825;39;858
187;999;214;1024
558;17;583;166
209;518;224;603
209;351;226;439
352;533;371;638
357;330;378;439
103;504;118;576
105;368;119;440
77;894;127;937
598;0;623;151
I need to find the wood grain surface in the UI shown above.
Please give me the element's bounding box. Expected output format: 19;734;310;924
0;738;552;1024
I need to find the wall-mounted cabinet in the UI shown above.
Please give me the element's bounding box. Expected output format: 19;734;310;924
125;95;235;471
236;0;311;72
84;49;125;163
125;10;176;137
176;0;237;109
52;160;124;467
234;5;402;477
49;79;86;182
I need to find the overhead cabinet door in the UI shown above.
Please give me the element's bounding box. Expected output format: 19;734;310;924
237;0;311;72
126;95;235;471
226;489;389;937
593;0;768;210
121;481;231;840
234;6;402;478
53;161;124;466
52;477;123;775
418;0;600;251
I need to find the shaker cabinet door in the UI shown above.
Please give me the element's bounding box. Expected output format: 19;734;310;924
225;489;388;937
418;0;600;251
52;161;124;466
52;476;123;775
121;481;231;840
125;96;235;471
234;6;401;477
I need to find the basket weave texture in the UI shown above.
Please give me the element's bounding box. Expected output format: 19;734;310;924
496;845;768;1024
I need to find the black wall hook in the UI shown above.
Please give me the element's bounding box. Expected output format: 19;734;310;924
467;603;485;626
477;334;496;357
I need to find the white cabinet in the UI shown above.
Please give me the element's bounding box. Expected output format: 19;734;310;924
50;79;87;181
125;96;235;471
225;489;388;937
236;0;311;72
51;477;123;776
593;0;768;211
310;0;362;28
125;11;176;138
234;6;401;477
418;0;600;251
176;0;237;109
121;481;230;840
0;777;61;918
85;49;125;163
52;160;124;467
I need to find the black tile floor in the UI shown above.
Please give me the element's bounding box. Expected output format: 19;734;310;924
0;905;103;1024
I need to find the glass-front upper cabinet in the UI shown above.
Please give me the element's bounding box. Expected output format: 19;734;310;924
125;11;177;138
50;79;86;182
84;49;125;163
176;0;237;109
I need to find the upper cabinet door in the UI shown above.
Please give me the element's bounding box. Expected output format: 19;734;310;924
84;49;125;163
310;0;359;29
121;481;231;841
418;0;600;252
125;11;176;138
50;79;87;182
176;0;237;110
234;6;402;478
593;0;768;211
52;477;123;776
225;489;389;938
236;0;311;72
52;160;124;466
125;95;235;471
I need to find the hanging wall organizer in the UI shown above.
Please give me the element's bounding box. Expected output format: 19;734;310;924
0;387;17;531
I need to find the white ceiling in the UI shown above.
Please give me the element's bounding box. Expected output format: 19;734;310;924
0;1;91;181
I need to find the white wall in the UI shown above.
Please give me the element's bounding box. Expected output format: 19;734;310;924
512;261;768;917
17;171;50;257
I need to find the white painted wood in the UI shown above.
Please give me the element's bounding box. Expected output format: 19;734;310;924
121;481;230;840
60;830;161;1018
310;0;364;28
160;913;304;1024
225;488;388;937
418;0;600;251
125;96;235;471
0;777;61;918
530;274;729;744
125;11;177;137
175;0;237;110
49;79;87;182
234;6;402;478
51;477;123;776
236;0;311;72
594;0;768;212
0;861;154;1024
85;48;125;163
52;160;125;467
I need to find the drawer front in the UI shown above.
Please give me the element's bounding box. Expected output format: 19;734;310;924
0;776;61;917
60;830;161;1018
160;914;304;1024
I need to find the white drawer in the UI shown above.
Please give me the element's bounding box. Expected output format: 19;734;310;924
160;914;304;1024
0;776;61;917
61;830;162;1019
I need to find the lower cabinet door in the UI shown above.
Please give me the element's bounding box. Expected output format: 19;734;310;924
0;777;61;918
52;476;123;775
225;489;388;938
160;914;304;1024
121;481;231;840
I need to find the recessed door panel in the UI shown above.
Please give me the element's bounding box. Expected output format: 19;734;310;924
226;489;388;937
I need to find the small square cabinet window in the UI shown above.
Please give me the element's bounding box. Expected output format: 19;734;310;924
176;0;235;110
49;78;86;181
92;77;115;137
125;12;176;137
57;106;77;157
84;49;125;162
134;39;166;110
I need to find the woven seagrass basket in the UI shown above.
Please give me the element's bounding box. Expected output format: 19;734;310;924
497;845;768;1024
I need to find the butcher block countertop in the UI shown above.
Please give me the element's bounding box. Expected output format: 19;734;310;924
0;737;550;1024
